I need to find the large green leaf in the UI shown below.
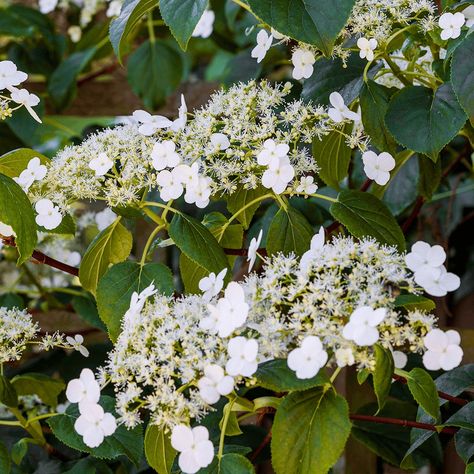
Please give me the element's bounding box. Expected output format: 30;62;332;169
0;375;17;407
454;429;474;463
96;261;174;341
169;212;229;283
0;148;49;178
360;80;397;153
0;441;10;474
0;173;37;265
159;0;208;50
127;39;184;109
417;155;441;200
144;424;176;474
201;453;255;474
373;345;394;412
267;205;313;256
11;373;64;407
406;368;440;421
443;402;474;431
271;388;351;474
330;190;405;251
225;186;268;230
255;359;329;392
451;32;474;123
312;123;352;189
79;218;132;295
109;0;157;61
385;83;467;161
246;0;357;56
48;396;143;466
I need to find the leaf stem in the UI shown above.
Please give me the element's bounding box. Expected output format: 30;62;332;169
140;224;165;266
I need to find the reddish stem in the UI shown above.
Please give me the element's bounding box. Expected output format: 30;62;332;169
250;431;272;462
401;196;425;234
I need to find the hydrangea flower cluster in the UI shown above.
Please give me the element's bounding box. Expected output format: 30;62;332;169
102;234;461;441
28;81;357;211
0;60;41;123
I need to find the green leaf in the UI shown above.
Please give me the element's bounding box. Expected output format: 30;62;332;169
0;173;37;265
0;375;17;407
109;0;157;61
302;53;373;105
64;457;113;474
71;295;107;331
226;186;268;230
11;438;30;465
373;345;394;412
79;218;133;295
443;401;474;431
159;0;208;50
272;388;351;474
417;155;442;200
330;190;405;251
394;294;436;312
48;395;143;466
96;261;174;341
360;80;397;153
169;212;229;283
202;453;256;474
385;83;467;161
267;205;313;257
0;148;49;178
220;403;243;436
467;463;474;474
144;424;176;474
0;293;24;309
312;123;353;189
455;429;474;464
246;0;356;56
11;373;64;407
255;359;329;392
406;368;440;421
0;440;10;474
451;32;474;123
127;39;184;109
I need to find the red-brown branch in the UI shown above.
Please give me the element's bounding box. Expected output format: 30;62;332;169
401;196;425;234
250;431;272;462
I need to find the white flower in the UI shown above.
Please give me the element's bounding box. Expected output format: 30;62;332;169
392;351;407;369
292;49;316;80
199;268;227;301
192;10;215;39
10;88;41;123
174;163;200;188
357;37;378;61
439;12;465;40
415;266;460;297
74;403;117;448
327;92;360;123
151;140;181;171
0;61;27;90
35;199;62;230
123;283;157;329
184;176;212;208
198;364;234;404
132;110;172;136
261;156;295;194
157;169;185;201
68;26;82;43
171;425;214;474
14;157;47;191
463;5;474;28
39;0;58;14
170;95;187;132
89;152;113;177
257;139;289;167
66;368;100;409
95;208;116;231
362;151;395;185
342;306;387;346
247;229;263;272
0;221;15;237
405;241;446;274
423;329;463;371
287;336;328;379
66;334;89;357
106;0;122;17
300;226;325;272
225;336;258;377
251;30;273;63
335;348;355;368
210;133;230;151
201;282;249;337
296;176;318;195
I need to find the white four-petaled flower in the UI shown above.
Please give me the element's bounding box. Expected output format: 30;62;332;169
151;140;181;171
296;176;318;195
192;10;215;39
74;403;117;448
342;306;387;346
0;60;27;90
439;12;465;40
225;336;259;377
66;368;100;409
157;169;185;201
171;425;214;474
405;241;446;274
66;334;89;357
415;266;461;297
89;152;113;177
210;133;230;151
357;37;378;61
292;49;316;80
133;110;173;136
247;229;263;272
199;268;227;301
35;199;62;230
300;226;325;272
257;139;289;168
14;157;47;191
198;364;234;404
10;88;41;123
261;156;295;194
423;328;463;371
251;30;273;63
335;347;355;368
287;336;328;379
362;150;395;185
327;92;360;123
123;283;157;329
